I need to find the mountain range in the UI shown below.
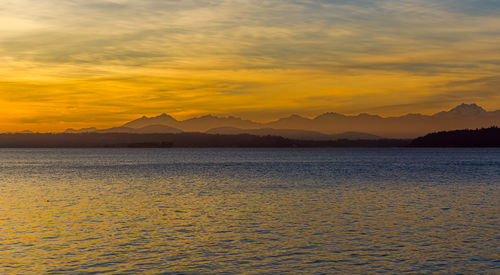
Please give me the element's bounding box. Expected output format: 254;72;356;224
63;103;500;139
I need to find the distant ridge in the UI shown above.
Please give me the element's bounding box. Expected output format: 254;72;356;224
0;133;409;148
64;127;97;134
96;125;182;134
206;127;380;140
60;103;500;138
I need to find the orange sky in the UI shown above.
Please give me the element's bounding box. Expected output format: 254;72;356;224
1;0;500;132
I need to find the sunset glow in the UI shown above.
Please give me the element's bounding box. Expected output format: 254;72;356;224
1;0;500;131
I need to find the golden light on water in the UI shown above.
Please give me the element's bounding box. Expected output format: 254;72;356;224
0;148;499;273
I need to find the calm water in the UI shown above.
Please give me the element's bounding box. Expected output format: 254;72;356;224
0;148;499;274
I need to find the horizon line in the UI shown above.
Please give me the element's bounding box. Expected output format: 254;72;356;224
7;103;494;134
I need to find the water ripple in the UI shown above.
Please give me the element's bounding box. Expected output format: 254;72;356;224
0;148;498;273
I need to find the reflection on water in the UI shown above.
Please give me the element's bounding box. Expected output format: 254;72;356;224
0;148;499;273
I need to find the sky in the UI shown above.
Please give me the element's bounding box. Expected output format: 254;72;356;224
1;0;500;131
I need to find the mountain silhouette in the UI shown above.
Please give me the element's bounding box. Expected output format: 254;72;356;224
258;103;500;138
121;113;260;132
122;113;179;129
62;103;500;138
433;103;486;118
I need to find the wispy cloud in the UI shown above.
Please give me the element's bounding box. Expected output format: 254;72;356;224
0;0;499;130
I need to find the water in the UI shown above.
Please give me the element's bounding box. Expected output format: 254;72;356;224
0;148;498;274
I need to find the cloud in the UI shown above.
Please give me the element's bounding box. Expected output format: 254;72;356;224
0;0;499;130
440;75;500;88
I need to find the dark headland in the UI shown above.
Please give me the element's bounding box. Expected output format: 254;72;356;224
409;127;500;147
